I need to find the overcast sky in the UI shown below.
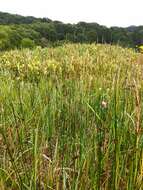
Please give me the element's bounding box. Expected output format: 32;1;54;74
1;0;143;27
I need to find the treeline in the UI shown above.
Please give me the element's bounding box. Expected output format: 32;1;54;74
0;11;143;50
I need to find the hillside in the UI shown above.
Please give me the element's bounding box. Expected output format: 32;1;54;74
0;11;51;24
0;11;143;51
0;44;143;189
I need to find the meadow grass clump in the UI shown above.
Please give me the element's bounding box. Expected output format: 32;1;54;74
0;44;143;189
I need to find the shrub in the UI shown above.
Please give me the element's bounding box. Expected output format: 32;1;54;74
21;38;35;49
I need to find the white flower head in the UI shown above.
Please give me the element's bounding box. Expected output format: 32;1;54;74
101;100;107;109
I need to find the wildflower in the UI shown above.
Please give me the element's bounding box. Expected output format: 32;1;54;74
138;45;143;53
101;100;107;109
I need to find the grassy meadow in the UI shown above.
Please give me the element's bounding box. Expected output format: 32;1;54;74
0;44;143;190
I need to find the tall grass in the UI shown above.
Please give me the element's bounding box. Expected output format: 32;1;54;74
0;44;143;189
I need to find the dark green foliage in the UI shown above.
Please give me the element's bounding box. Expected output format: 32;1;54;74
0;12;51;24
0;11;143;51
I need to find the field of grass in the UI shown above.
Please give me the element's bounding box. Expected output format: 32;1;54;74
0;44;143;190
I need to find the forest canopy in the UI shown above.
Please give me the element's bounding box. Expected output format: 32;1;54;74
0;11;143;50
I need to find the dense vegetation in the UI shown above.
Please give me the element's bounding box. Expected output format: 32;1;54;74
0;44;143;189
0;12;143;51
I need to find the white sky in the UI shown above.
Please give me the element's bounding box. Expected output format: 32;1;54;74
0;0;143;27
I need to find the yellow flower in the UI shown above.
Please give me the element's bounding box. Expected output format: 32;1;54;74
138;45;143;53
